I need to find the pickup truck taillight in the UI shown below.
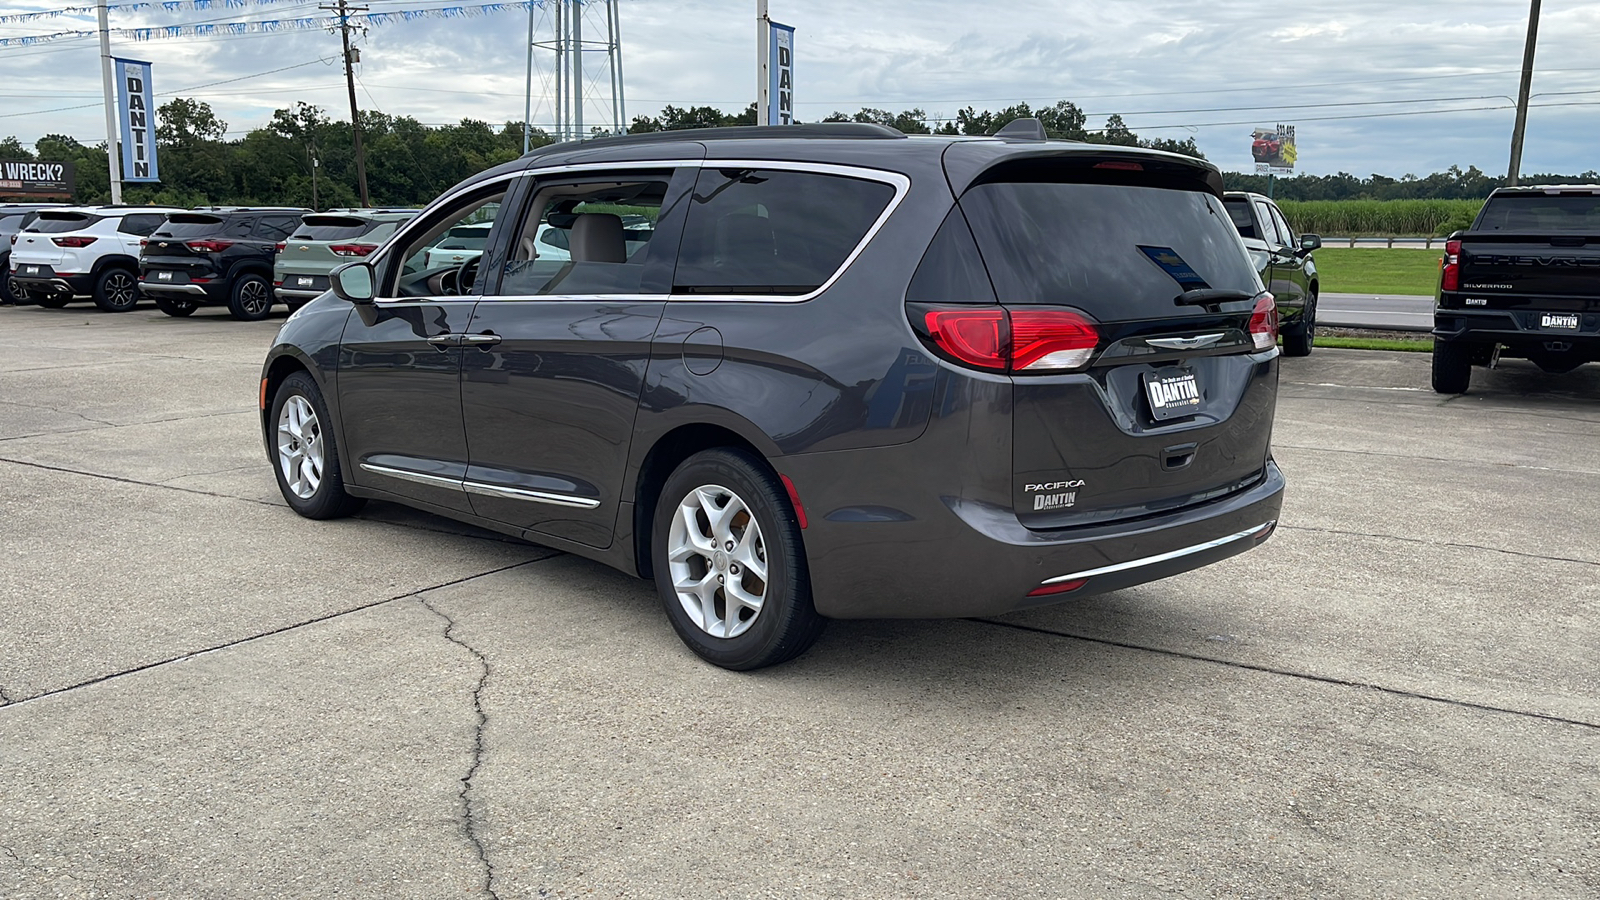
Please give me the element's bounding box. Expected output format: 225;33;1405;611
52;236;98;248
330;243;379;257
1441;239;1461;292
185;239;235;253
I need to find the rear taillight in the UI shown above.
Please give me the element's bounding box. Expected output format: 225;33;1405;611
918;306;1100;373
139;239;148;247
1441;239;1461;292
52;236;97;248
1248;293;1278;351
275;242;287;253
185;239;235;253
330;243;379;257
8;234;15;245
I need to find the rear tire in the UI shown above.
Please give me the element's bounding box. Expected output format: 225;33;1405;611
1;274;21;305
652;448;825;670
35;290;71;309
228;273;273;321
1432;340;1473;394
1280;293;1316;357
154;294;198;317
92;268;140;312
269;371;366;519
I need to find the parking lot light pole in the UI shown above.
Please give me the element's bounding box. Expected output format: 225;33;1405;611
97;0;121;204
1506;0;1541;187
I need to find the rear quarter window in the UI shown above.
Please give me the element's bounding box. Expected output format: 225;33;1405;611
117;214;166;236
960;182;1260;319
673;168;896;295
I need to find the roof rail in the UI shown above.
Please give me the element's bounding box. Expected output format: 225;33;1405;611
523;122;906;158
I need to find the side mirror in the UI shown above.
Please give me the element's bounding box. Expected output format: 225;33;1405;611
1299;234;1322;253
330;262;375;304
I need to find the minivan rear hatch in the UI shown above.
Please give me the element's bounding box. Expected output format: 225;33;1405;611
931;147;1278;529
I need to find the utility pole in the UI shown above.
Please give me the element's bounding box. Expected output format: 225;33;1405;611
323;0;370;206
1506;0;1541;187
96;0;122;204
756;0;770;126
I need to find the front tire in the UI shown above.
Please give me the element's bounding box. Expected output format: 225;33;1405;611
92;268;140;312
1432;340;1473;394
652;448;824;670
269;371;366;519
228;273;273;321
154;294;198;317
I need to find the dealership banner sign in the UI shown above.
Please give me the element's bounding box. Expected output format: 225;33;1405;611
115;58;160;182
0;160;75;198
767;21;794;125
1252;123;1296;175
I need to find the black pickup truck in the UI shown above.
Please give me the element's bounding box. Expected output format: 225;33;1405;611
1433;185;1600;393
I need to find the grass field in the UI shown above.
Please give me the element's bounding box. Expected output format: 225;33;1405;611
1314;247;1443;295
1279;199;1481;236
1313;336;1433;353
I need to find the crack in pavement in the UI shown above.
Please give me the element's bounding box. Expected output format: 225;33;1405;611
970;618;1600;732
0;406;255;444
418;596;503;900
0;400;117;428
0;557;554;710
1279;522;1600;569
1274;442;1600;477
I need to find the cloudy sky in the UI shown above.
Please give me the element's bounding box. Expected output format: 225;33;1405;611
2;0;1596;177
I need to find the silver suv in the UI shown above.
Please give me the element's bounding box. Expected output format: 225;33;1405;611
274;209;418;311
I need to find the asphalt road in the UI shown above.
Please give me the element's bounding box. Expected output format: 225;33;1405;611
1318;292;1434;331
2;303;1598;899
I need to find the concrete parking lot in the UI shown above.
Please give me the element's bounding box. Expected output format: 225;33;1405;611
2;303;1597;899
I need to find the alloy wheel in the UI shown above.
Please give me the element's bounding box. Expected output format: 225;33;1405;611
106;272;136;308
667;484;769;639
276;394;325;499
241;280;270;316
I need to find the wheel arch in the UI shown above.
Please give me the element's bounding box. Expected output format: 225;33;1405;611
90;254;139;278
630;422;774;581
260;349;329;461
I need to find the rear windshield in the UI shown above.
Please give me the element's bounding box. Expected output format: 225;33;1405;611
1475;193;1600;232
28;212;97;233
154;215;227;238
291;216;374;242
1223;199;1259;240
960;183;1260;317
437;226;490;250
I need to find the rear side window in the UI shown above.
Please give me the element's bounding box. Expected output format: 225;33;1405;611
0;214;21;232
961;182;1260;318
1223;199;1258;240
254;215;301;240
28;213;97;233
906;207;995;302
673;168;895;295
292;216;376;241
118;214;165;236
1476;193;1600;232
156;215;226;238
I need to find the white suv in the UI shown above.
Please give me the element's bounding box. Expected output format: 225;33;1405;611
10;206;183;311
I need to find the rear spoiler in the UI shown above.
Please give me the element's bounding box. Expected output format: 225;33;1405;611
943;143;1225;198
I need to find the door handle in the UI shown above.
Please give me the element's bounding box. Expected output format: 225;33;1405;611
425;334;460;350
461;332;502;348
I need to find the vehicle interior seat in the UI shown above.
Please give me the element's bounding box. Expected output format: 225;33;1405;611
569;213;627;264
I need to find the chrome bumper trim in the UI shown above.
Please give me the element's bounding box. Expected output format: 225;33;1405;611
1042;520;1276;585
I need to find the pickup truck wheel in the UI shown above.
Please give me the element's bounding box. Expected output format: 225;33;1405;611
228;274;273;321
153;294;198;317
652;449;825;670
270;371;366;519
1432;341;1472;394
92;268;140;312
1281;296;1317;357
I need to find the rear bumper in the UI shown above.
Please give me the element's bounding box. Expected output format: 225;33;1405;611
13;270;93;295
1434;306;1600;351
785;455;1286;619
139;280;227;303
274;287;323;301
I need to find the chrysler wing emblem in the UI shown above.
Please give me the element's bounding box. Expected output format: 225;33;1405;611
1147;333;1226;350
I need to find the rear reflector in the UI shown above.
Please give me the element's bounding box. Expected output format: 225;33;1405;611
779;473;808;529
919;306;1099;373
1248;293;1278;351
1027;578;1087;597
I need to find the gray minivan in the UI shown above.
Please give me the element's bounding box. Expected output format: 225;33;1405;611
260;121;1286;669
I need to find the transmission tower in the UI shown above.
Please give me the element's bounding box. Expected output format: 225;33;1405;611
524;0;626;149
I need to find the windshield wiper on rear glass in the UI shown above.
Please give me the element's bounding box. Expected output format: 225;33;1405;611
1175;288;1257;307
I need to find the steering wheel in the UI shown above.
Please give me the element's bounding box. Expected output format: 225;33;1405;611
454;257;482;295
